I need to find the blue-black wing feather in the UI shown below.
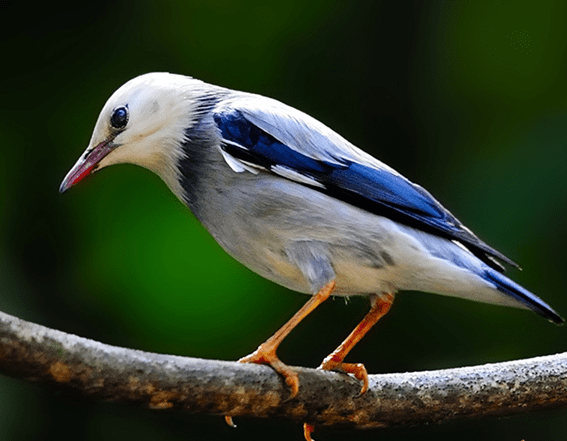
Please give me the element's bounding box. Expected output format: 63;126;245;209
213;104;517;271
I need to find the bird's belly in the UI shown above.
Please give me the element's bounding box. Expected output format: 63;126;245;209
221;222;496;303
328;262;399;296
216;221;422;297
253;246;400;296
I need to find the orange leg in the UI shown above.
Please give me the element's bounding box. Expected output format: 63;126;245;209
302;292;394;439
319;292;394;394
225;280;336;428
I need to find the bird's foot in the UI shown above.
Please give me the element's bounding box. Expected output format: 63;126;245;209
237;343;300;397
318;356;369;395
303;423;315;441
300;357;368;440
224;281;337;429
224;344;299;428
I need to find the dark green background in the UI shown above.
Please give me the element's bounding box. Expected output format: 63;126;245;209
1;1;566;440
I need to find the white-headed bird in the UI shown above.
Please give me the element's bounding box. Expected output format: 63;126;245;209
60;73;562;433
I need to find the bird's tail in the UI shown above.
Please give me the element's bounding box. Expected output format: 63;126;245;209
483;268;564;324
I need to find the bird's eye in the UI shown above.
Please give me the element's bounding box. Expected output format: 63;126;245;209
110;106;129;129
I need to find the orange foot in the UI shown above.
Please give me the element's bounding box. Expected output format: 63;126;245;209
224;347;299;428
300;359;369;440
223;281;336;430
303;423;315;441
224;343;299;427
301;293;394;439
318;356;369;394
237;343;300;396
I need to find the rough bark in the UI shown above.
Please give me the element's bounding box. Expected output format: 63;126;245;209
0;309;566;428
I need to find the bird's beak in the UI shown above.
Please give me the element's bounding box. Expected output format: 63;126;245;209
59;140;115;193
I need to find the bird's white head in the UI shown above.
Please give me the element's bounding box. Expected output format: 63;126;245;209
60;72;209;196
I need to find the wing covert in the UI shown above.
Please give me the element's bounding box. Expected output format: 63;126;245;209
213;98;517;270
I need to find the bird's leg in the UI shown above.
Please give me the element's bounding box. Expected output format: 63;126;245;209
225;280;336;428
319;292;394;394
236;280;335;395
302;293;394;440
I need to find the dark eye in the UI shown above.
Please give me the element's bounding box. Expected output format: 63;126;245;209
110;106;129;129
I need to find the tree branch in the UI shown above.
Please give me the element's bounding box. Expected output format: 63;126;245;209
0;309;566;429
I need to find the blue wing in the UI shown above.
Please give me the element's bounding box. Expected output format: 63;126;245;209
213;95;517;271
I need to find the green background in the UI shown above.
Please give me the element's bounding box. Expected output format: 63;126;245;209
1;1;567;440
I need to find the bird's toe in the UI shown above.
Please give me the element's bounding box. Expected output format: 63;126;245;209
319;359;369;395
303;423;315;441
238;345;300;398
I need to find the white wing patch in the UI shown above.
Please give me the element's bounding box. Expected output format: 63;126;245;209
271;165;326;189
218;145;262;174
218;144;325;189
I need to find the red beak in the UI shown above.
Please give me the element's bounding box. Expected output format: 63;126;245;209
59;141;114;193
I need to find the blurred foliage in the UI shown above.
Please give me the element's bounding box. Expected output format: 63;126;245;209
1;1;566;440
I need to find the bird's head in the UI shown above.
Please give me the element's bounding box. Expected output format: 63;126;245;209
60;72;206;196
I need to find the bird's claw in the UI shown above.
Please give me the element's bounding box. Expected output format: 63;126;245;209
303;423;315;441
237;345;300;398
318;358;369;395
224;415;236;428
224;345;300;428
300;360;368;440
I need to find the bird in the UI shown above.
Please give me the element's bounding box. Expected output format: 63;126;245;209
60;72;562;439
